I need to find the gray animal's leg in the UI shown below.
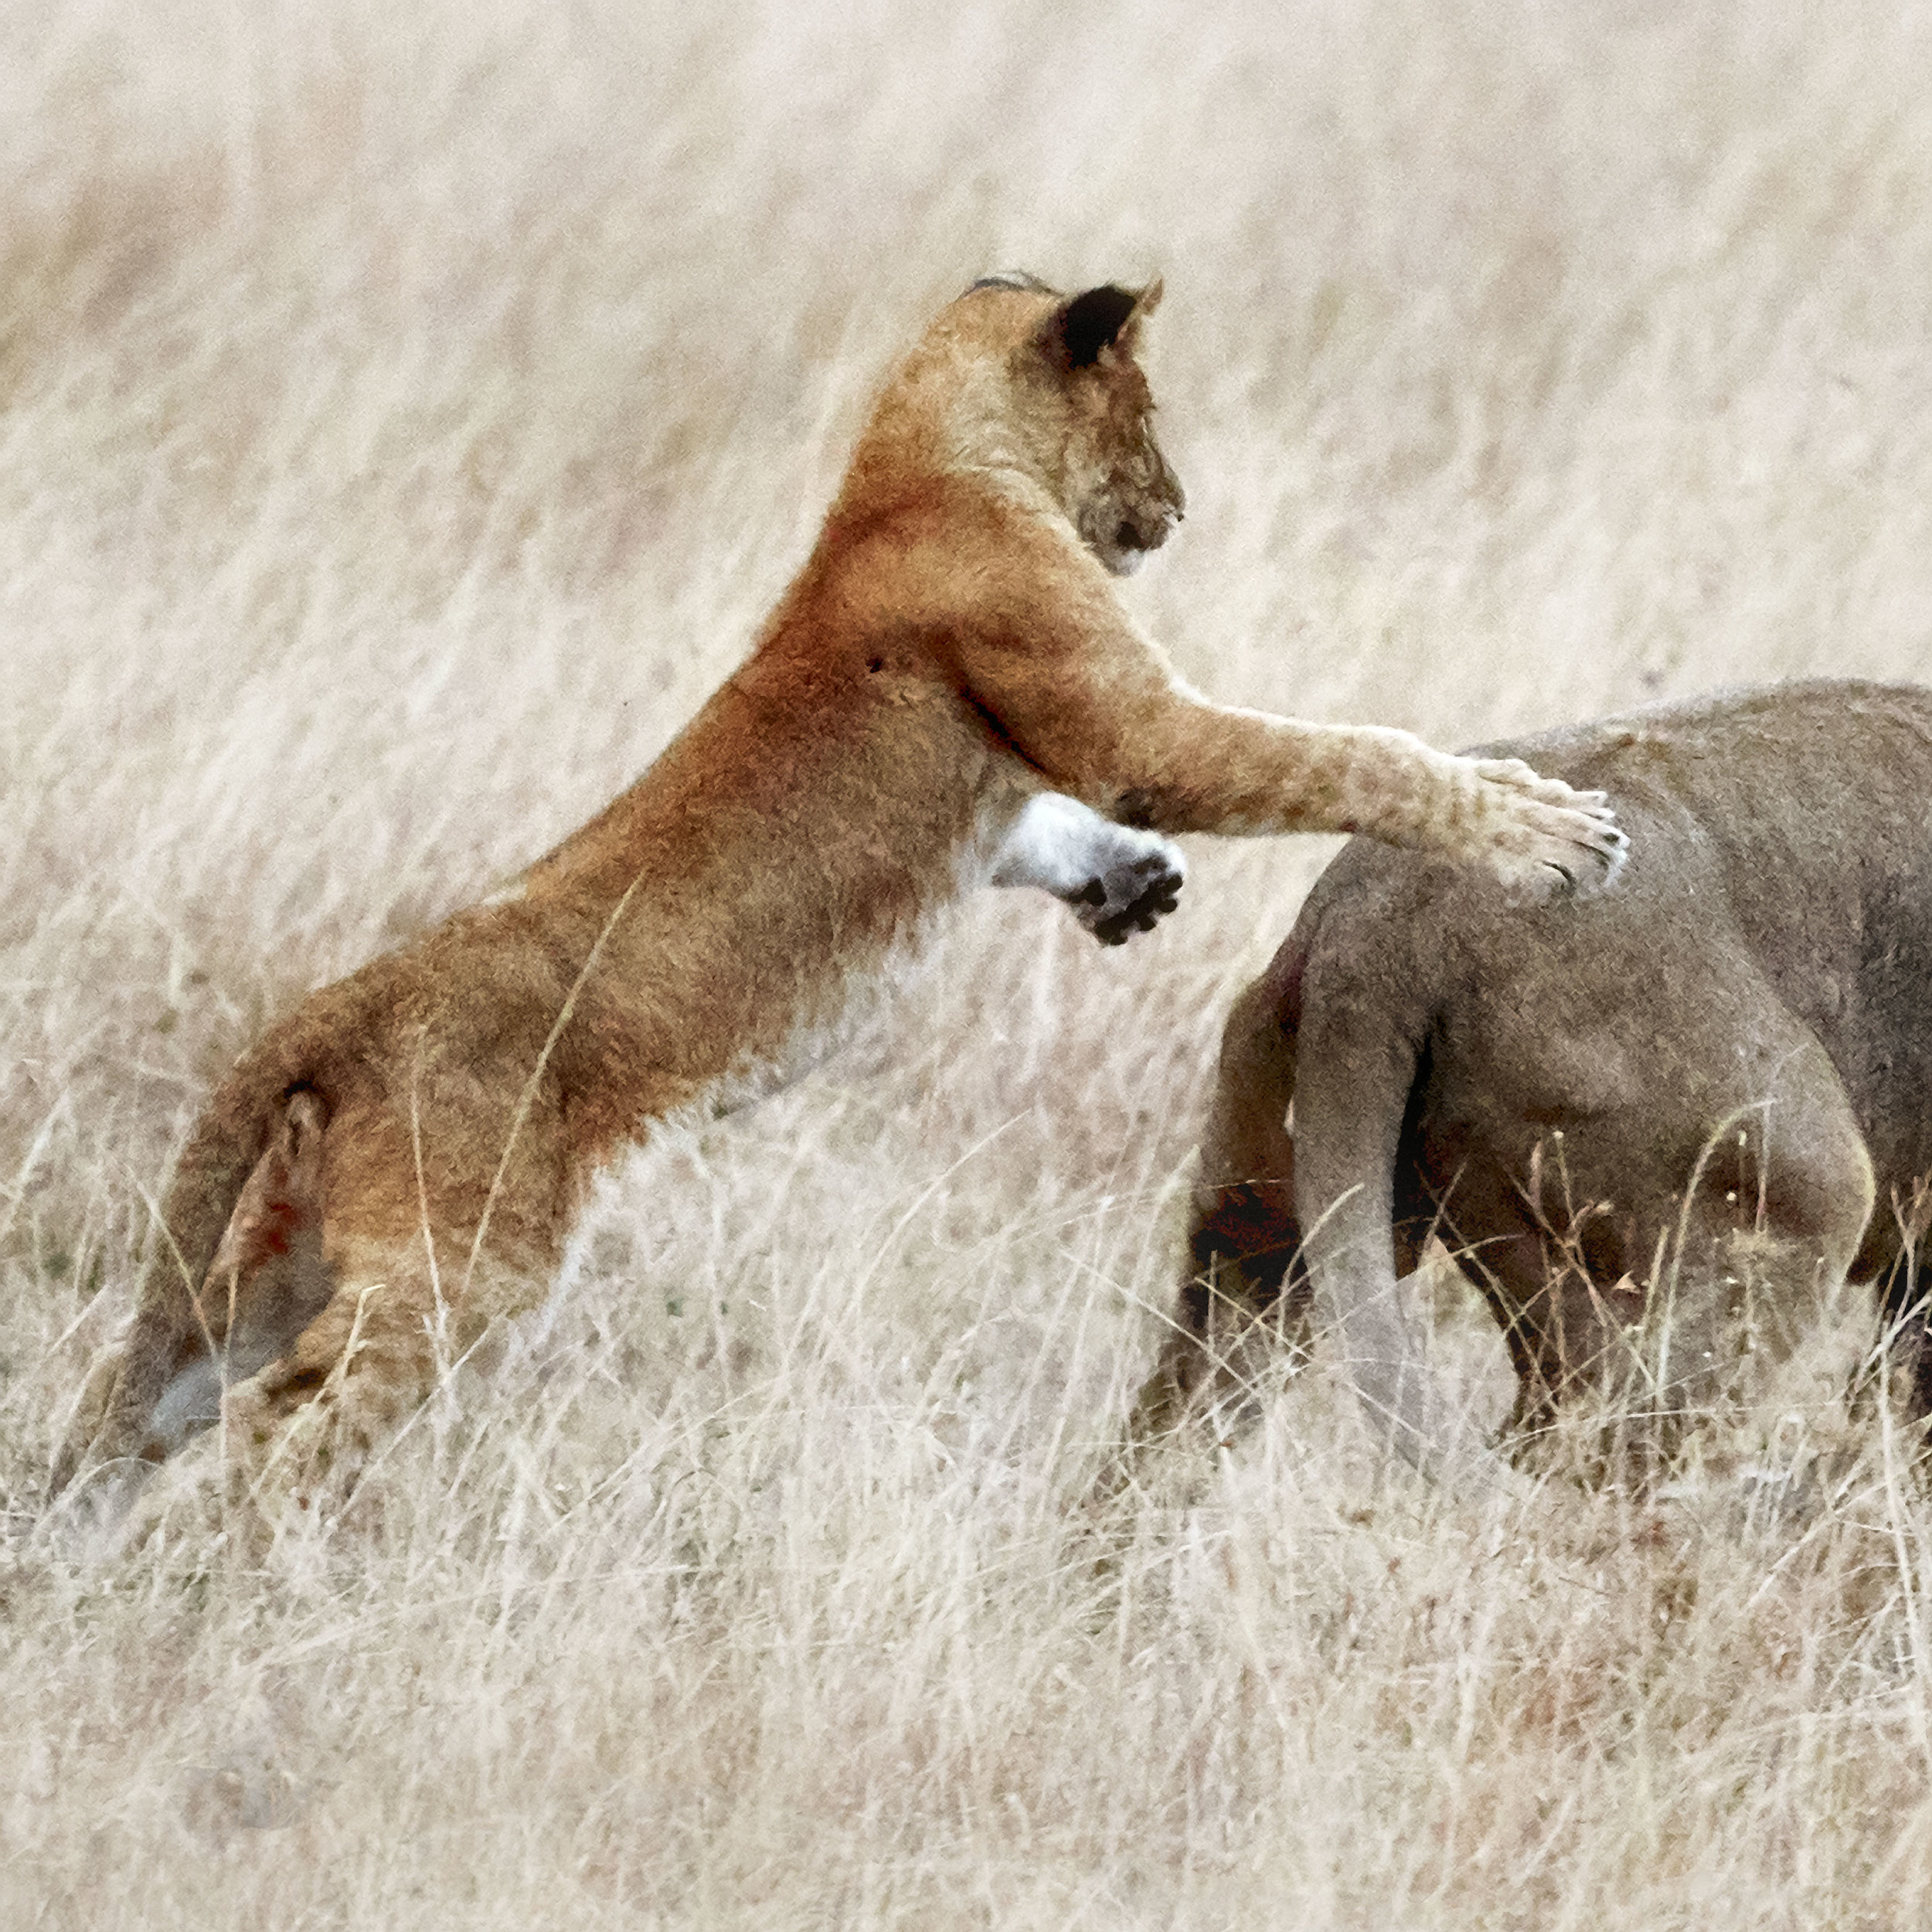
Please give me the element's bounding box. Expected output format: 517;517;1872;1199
1098;968;1308;1499
1859;1182;1932;1436
1635;1069;1872;1471
1478;1056;1876;1478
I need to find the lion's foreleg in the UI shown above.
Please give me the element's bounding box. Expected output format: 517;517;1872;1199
1116;709;1629;902
965;628;1632;899
988;791;1185;944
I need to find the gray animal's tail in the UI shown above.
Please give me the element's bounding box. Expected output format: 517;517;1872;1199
1290;992;1519;1496
1185;964;1306;1338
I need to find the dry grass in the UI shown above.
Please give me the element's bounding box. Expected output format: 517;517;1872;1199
8;0;1932;1922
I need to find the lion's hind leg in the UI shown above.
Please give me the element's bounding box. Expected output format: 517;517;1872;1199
142;1088;335;1455
218;1077;571;1495
48;1087;330;1505
216;1243;445;1491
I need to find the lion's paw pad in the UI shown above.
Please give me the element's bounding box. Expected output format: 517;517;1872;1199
1064;838;1186;944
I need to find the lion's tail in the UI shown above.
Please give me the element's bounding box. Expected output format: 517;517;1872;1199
1290;975;1518;1498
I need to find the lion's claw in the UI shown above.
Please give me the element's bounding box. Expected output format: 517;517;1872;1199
1467;759;1630;901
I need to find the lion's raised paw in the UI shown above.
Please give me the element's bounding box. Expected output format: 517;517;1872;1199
989;793;1186;942
1068;841;1186;945
1468;759;1629;901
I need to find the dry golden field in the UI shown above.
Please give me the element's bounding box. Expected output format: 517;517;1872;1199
9;2;1932;1923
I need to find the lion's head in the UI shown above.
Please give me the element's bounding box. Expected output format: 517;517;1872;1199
851;275;1186;577
1005;277;1185;576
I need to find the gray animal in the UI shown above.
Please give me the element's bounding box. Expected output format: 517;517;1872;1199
1126;682;1932;1489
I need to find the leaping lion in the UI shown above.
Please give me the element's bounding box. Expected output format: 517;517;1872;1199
51;273;1624;1501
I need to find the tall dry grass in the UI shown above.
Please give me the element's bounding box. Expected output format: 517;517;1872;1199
7;1;1932;1923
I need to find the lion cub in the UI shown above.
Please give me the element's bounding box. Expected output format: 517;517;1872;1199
53;273;1624;1498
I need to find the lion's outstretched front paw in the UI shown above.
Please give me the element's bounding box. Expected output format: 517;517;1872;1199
1467;758;1629;901
1063;834;1186;945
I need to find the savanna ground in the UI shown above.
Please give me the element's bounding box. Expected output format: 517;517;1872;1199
6;2;1932;1924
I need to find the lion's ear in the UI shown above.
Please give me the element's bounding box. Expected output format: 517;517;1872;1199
1048;281;1161;369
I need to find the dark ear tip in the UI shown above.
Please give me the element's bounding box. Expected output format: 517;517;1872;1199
967;270;1055;296
1053;284;1141;369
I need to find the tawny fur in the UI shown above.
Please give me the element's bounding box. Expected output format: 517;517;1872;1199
1120;682;1932;1495
52;276;1625;1501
